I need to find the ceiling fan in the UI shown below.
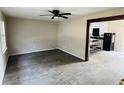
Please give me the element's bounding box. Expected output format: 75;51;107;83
40;10;71;19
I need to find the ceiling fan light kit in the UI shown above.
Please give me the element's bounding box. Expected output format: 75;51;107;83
40;10;71;19
54;16;59;19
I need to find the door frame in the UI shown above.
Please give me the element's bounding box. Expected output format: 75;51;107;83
85;14;124;61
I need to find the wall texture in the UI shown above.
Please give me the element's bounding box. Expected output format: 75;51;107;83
0;11;8;84
6;18;58;55
58;8;124;60
58;18;85;59
108;20;124;52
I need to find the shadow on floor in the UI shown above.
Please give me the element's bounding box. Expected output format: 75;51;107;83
3;49;84;85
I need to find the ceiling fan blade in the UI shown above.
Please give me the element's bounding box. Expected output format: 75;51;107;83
48;10;53;14
59;15;68;19
40;14;52;16
51;16;54;19
59;13;71;15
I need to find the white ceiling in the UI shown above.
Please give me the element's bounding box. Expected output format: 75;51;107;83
0;7;113;21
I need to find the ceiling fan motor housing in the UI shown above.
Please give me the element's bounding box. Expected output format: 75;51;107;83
53;10;60;16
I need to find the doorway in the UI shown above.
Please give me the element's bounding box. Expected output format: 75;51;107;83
85;15;124;61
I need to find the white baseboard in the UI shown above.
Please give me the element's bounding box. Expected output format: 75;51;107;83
57;48;85;60
9;48;85;60
9;48;57;56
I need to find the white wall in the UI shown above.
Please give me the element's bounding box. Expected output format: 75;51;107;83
6;17;58;55
58;8;124;60
58;18;86;59
108;20;124;52
0;11;8;84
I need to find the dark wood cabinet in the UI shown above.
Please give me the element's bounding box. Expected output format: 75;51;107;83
103;33;115;51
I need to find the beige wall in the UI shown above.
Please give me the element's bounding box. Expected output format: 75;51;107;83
108;20;124;52
58;8;124;60
0;11;8;84
58;18;85;59
6;17;58;55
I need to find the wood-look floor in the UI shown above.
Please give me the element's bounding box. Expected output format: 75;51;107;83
3;49;83;85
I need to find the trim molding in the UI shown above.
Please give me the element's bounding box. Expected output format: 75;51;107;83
9;48;85;60
58;48;85;60
9;48;56;56
85;14;124;61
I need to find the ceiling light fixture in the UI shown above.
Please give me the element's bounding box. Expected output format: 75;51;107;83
54;16;59;19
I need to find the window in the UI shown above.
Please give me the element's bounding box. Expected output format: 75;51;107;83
0;21;7;54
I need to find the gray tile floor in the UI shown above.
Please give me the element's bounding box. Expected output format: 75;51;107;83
3;49;84;85
3;50;124;85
